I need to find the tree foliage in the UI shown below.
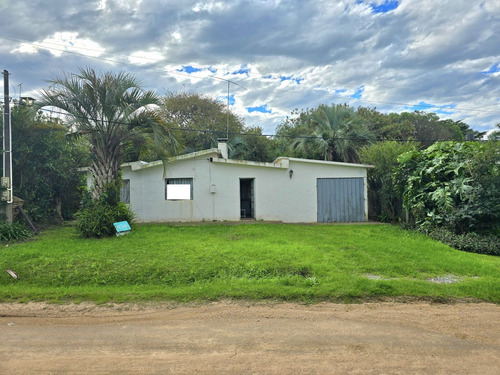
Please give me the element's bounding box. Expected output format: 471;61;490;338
359;141;418;222
1;105;89;223
358;108;482;146
159;92;245;152
276;104;475;164
228;127;273;162
278;104;374;162
37;68;181;201
394;141;500;235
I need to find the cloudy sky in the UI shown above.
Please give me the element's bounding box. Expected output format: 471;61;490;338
0;0;499;134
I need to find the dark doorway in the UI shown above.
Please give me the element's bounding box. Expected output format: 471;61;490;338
240;178;254;219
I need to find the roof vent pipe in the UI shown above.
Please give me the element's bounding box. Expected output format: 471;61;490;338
218;138;228;159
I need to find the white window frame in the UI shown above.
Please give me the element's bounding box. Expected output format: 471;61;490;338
165;178;193;200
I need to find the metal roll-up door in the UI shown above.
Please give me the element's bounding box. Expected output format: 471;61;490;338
317;178;364;222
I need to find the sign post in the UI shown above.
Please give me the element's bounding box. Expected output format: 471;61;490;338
113;221;131;236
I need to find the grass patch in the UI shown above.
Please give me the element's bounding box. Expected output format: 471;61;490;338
0;223;498;303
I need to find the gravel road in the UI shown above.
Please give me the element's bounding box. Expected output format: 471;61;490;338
1;301;499;374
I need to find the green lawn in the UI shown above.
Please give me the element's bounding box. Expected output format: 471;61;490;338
0;223;499;303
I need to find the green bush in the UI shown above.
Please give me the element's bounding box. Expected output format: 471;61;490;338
76;201;134;238
0;220;31;242
359;141;417;222
425;228;499;256
395;141;500;234
76;180;134;238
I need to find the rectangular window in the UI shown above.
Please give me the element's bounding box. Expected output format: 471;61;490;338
165;178;193;200
120;179;130;204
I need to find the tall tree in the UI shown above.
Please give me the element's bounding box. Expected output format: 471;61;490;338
8;106;89;222
37;68;180;200
292;104;374;162
159;92;245;152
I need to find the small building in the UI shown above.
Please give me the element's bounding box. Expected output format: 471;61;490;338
91;141;372;223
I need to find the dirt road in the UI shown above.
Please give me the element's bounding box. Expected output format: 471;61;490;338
0;301;499;374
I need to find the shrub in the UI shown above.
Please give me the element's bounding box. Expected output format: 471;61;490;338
76;180;134;238
359;141;417;222
75;201;134;238
0;220;31;242
425;228;499;256
394;141;500;234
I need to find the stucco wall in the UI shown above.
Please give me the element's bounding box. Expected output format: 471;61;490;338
278;159;368;222
120;156;368;223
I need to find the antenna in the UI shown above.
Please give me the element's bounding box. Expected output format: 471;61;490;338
221;78;246;139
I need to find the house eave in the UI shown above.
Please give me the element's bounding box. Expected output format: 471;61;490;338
123;148;220;171
275;157;374;169
211;157;289;169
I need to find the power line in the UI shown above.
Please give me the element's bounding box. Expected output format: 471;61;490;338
37;107;485;144
0;36;247;90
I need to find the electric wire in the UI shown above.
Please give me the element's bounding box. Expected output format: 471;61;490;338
37;107;488;144
0;36;247;90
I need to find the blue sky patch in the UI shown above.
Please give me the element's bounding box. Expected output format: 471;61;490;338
406;101;434;111
247;104;271;114
335;89;347;94
262;74;303;84
481;63;499;75
351;86;365;99
358;1;400;14
279;75;303;84
217;94;235;106
177;65;203;74
232;68;250;75
406;101;456;113
177;65;217;74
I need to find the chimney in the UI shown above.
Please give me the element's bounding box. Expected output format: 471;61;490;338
218;138;228;159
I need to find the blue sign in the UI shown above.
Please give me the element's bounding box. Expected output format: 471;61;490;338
113;221;131;235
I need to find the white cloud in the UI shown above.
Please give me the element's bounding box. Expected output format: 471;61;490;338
12;32;105;58
128;50;166;65
1;0;499;135
192;1;226;13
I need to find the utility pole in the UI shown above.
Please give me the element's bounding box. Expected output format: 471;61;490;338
2;69;13;223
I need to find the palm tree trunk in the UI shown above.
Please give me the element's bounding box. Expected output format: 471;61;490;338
89;145;121;201
327;145;334;161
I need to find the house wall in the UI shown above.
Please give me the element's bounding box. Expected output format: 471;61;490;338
277;159;368;222
124;156;216;222
121;156;368;223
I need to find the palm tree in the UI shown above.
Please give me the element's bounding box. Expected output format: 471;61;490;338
292;104;374;162
37;68;181;201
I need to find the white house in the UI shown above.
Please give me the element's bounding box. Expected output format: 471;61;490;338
98;141;372;223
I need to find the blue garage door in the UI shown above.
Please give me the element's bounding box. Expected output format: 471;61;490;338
317;178;365;222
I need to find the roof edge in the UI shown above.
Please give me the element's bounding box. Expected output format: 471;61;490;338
124;148;220;171
274;157;374;168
